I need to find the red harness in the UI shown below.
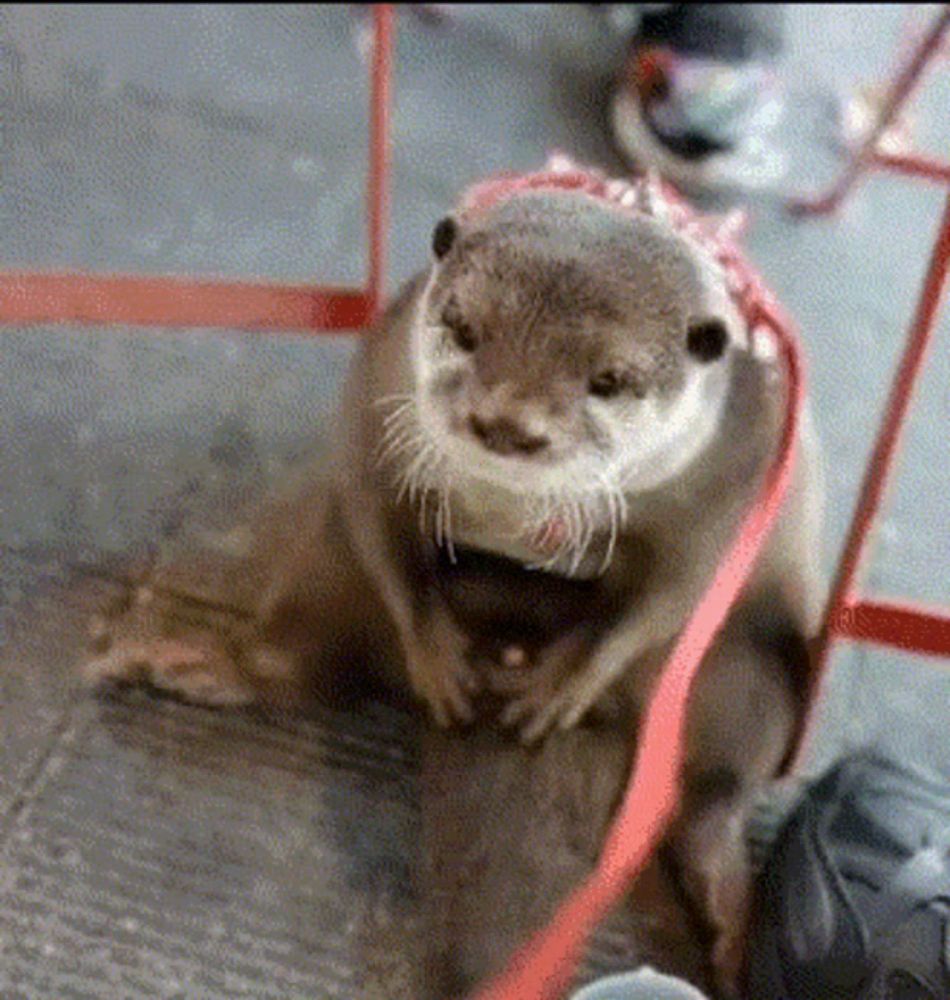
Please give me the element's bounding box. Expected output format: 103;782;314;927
457;162;807;1000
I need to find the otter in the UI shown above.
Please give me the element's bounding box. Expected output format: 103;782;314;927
79;164;823;998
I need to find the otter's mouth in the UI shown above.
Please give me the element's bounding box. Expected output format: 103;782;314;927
444;434;571;494
444;413;563;471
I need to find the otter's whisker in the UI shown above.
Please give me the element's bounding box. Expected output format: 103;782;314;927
411;449;437;506
598;478;621;576
375;407;419;459
441;479;457;563
381;400;416;427
378;431;426;474
372;392;414;411
418;485;432;536
613;478;629;527
377;417;412;450
434;481;449;551
396;445;432;505
572;497;596;576
379;426;422;463
561;496;582;575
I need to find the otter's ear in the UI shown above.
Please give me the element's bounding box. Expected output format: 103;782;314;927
431;215;459;260
687;318;729;363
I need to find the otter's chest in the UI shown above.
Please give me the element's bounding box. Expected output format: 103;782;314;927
430;545;619;654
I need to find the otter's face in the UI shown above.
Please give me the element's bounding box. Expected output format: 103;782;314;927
409;193;743;499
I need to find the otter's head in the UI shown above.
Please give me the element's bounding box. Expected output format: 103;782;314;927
406;191;743;506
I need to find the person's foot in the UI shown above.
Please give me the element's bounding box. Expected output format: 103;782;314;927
608;5;787;193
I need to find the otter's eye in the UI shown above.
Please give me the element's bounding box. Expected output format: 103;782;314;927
445;316;478;352
588;370;626;399
687;318;728;363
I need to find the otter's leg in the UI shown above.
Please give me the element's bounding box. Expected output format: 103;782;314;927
418;721;711;999
79;474;396;712
664;616;803;998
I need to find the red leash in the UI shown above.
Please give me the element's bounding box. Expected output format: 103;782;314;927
461;165;806;1000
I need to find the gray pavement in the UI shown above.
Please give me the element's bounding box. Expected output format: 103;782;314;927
1;5;948;997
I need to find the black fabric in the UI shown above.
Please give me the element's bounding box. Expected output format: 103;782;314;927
746;755;950;999
642;118;733;160
637;4;786;63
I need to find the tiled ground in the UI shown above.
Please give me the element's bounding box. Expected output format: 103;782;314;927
1;5;948;997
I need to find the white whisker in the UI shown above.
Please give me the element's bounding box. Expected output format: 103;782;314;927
377;417;413;447
381;401;415;427
380;429;422;462
441;481;457;563
573;497;596;576
375;407;418;460
600;485;619;576
411;450;437;506
434;495;443;547
372;392;414;411
596;471;627;575
561;496;581;575
418;485;431;536
614;480;630;526
396;445;430;504
377;433;423;473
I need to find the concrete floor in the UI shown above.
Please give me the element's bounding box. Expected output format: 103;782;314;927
0;4;948;997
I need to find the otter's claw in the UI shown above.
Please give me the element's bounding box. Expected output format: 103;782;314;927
421;664;478;727
405;625;480;727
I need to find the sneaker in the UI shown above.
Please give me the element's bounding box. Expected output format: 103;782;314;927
608;5;788;192
839;82;917;157
571;966;710;1000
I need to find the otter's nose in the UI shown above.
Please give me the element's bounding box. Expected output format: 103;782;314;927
468;414;549;456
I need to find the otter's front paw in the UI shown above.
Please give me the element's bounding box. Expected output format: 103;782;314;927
486;635;591;744
404;618;480;727
500;677;586;744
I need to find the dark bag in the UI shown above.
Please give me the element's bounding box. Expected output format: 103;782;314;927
746;754;950;999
